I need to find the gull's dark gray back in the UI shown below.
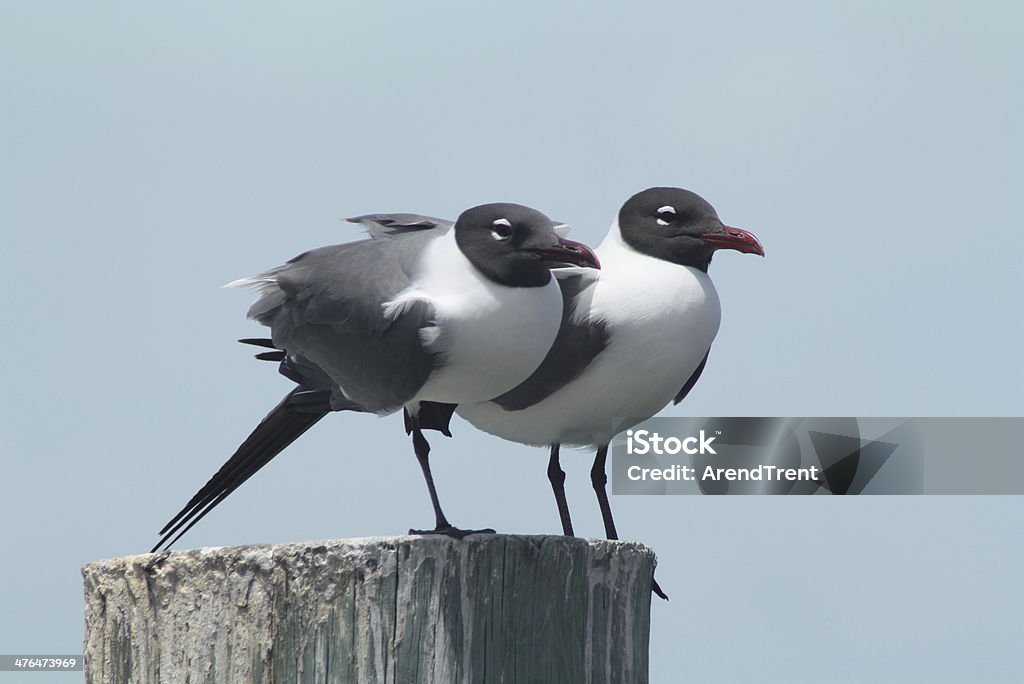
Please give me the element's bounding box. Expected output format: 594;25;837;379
348;213;454;239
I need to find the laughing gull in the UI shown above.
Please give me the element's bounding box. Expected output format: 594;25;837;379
450;187;764;597
151;202;599;552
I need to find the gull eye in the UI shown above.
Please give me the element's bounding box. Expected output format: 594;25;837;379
491;218;513;241
656;205;676;226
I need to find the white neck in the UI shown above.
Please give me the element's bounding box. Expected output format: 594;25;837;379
596;218;632;257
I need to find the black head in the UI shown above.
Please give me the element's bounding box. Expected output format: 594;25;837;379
455;202;600;287
618;187;764;272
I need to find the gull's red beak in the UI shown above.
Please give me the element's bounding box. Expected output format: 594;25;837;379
532;237;601;269
701;226;764;256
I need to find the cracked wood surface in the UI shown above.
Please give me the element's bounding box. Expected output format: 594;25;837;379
82;535;654;683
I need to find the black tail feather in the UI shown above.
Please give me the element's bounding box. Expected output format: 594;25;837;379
239;338;279;349
151;389;329;552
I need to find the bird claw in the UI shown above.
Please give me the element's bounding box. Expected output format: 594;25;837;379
408;525;497;540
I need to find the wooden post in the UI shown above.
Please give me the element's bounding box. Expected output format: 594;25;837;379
83;535;654;683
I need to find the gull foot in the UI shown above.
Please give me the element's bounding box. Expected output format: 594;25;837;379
408;525;497;540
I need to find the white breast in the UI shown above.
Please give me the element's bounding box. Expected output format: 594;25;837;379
398;230;564;404
457;224;721;446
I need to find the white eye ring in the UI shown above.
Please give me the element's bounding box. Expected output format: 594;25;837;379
491;218;513;240
656;205;676;226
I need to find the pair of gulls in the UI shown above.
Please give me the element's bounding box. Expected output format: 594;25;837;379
152;187;763;597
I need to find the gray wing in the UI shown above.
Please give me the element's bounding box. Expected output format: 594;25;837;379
347;213;454;239
348;213;572;239
672;349;710;404
491;270;608;411
236;233;440;413
154;231;443;550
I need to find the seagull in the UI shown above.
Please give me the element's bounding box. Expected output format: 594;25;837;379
151;202;600;552
450;187;764;598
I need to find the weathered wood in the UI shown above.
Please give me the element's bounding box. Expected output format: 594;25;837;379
83;535;654;683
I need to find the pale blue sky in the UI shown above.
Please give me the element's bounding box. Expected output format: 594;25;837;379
2;2;1022;682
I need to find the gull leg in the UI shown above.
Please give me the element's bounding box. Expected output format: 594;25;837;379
591;444;668;600
590;445;618;539
547;444;575;536
406;412;494;539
